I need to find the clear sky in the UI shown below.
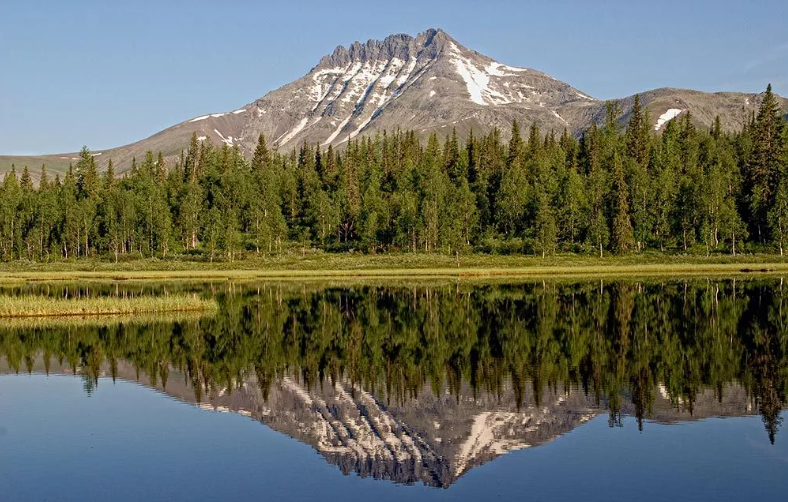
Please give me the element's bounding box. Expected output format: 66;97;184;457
2;0;786;155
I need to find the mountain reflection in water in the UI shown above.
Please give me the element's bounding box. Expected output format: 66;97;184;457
1;279;785;487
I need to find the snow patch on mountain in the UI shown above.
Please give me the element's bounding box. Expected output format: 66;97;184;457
275;377;431;465
189;110;240;123
575;91;595;101
486;62;526;77
278;117;310;146
449;43;528;106
213;129;234;146
451;43;492;106
341;60;387;105
396;57;418;87
655;109;683;130
323;115;352;145
350;114;374;139
453;411;533;477
310;66;347;109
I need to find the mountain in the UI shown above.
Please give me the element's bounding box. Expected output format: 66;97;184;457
1;28;784;178
3;357;760;488
174;376;756;488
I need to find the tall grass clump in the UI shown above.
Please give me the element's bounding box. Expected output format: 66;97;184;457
0;294;216;318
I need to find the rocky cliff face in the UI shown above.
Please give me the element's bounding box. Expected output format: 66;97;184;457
1;28;783;178
237;28;596;153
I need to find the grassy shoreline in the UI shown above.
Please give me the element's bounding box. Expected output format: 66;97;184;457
0;295;216;318
0;253;788;281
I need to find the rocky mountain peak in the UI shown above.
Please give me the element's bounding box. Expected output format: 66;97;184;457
317;28;450;70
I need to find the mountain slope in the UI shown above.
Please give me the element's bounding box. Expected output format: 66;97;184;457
1;28;784;177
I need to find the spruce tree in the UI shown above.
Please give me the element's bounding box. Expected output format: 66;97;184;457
185;133;200;182
748;84;785;243
625;95;649;166
507;120;524;169
611;152;635;253
604;101;621;136
322;144;338;191
20;165;33;191
251;133;270;171
39;165;49;190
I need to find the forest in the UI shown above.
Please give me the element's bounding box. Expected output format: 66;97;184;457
1;85;786;262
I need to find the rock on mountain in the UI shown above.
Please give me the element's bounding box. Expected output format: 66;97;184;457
1;28;784;177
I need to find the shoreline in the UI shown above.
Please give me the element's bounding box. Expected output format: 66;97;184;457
1;256;788;282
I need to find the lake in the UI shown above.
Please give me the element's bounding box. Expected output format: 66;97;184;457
0;278;786;501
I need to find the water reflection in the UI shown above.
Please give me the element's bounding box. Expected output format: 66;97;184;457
1;279;786;487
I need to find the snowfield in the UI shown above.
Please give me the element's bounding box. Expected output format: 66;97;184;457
655;109;683;130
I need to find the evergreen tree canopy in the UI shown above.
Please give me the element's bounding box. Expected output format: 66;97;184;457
0;85;786;261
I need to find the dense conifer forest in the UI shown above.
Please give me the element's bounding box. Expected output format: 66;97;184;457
1;86;786;262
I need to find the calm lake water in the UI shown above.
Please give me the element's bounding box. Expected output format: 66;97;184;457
1;279;786;501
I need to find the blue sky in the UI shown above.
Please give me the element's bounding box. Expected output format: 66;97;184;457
1;0;786;155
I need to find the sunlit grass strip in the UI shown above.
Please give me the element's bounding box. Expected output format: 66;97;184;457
2;253;788;282
1;263;788;282
0;295;217;318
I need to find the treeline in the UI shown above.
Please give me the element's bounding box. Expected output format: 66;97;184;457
2;85;787;261
1;280;785;441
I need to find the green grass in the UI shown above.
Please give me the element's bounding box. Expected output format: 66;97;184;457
0;155;73;180
0;310;213;330
0;294;216;318
0;252;787;282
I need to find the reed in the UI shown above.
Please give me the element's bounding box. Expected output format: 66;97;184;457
0;310;213;330
0;294;216;318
